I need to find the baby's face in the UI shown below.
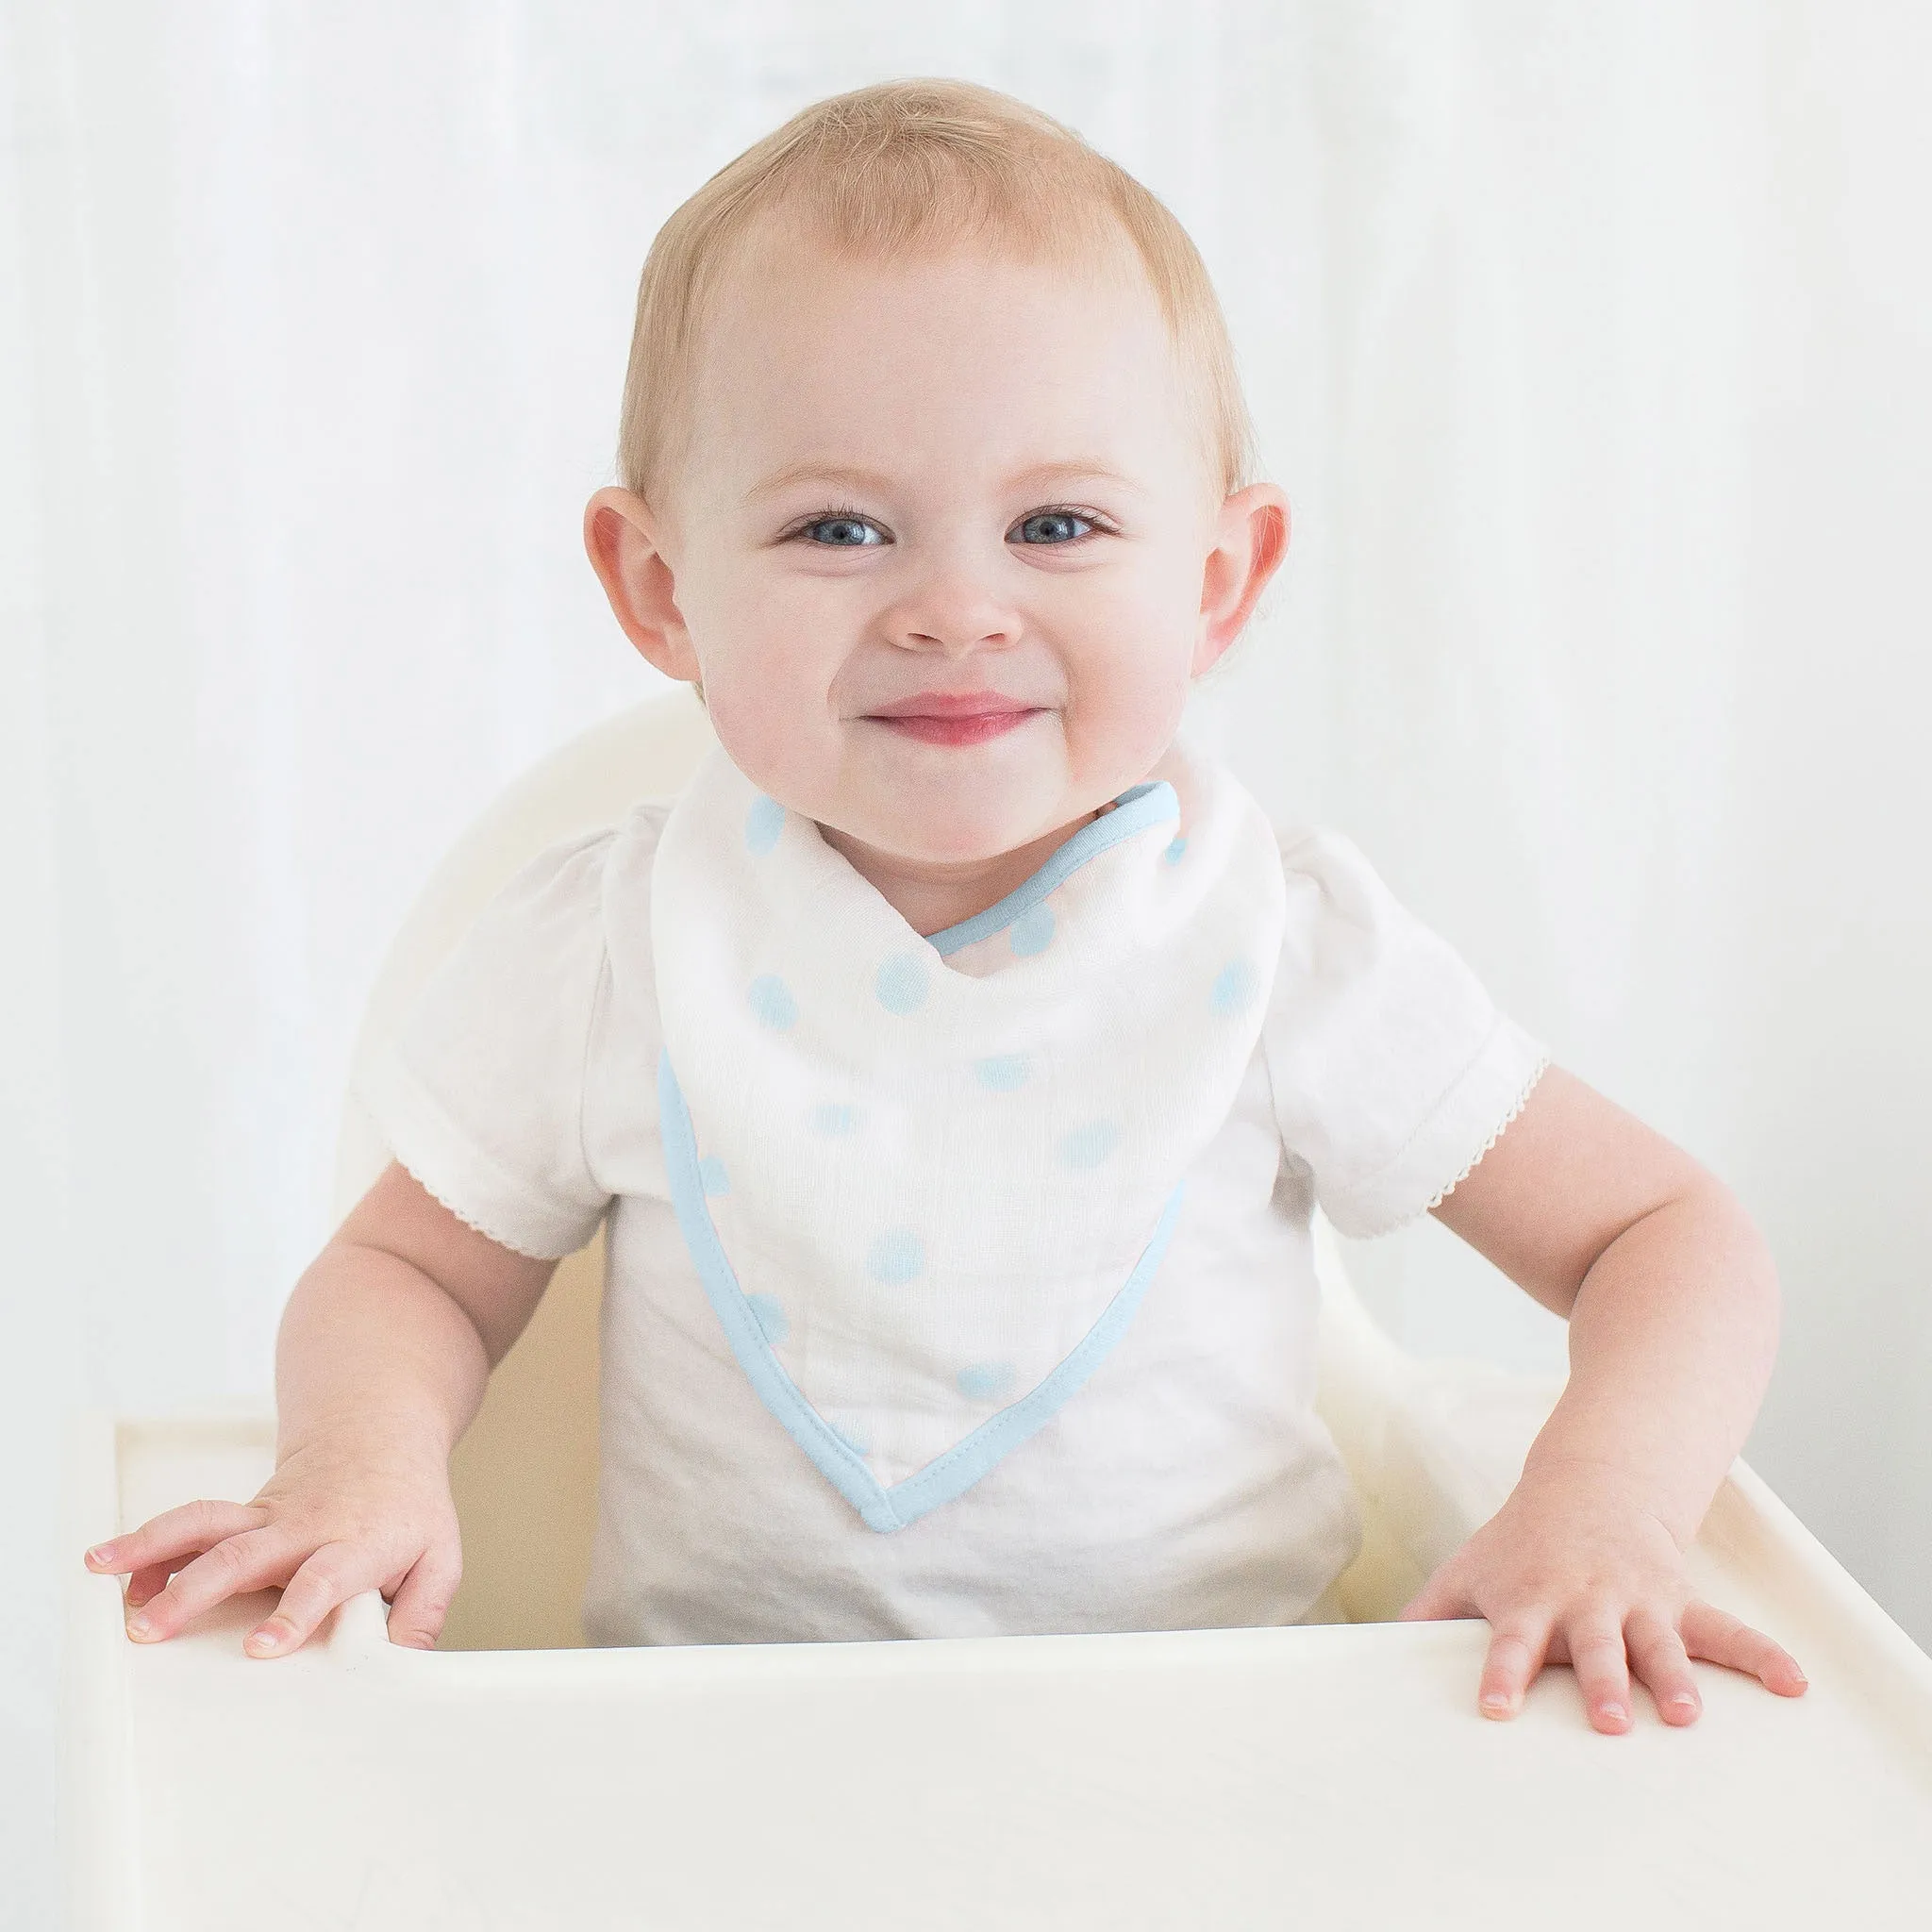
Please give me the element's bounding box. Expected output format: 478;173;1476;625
602;230;1282;868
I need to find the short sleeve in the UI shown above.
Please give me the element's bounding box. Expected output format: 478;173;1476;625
1261;828;1549;1240
354;830;618;1260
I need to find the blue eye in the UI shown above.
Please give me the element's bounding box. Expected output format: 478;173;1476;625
1010;509;1095;545
801;515;885;547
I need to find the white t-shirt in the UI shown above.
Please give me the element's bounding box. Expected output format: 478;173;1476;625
358;774;1546;1647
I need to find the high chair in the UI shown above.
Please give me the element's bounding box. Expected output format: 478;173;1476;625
63;689;1932;1929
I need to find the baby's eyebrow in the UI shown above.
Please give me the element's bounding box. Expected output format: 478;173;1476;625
1007;459;1140;493
745;458;1139;503
746;461;897;502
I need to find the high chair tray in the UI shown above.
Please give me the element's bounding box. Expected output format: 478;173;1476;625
65;1410;1932;1930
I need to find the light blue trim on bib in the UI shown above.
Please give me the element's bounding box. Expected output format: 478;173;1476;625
925;779;1179;959
658;1049;1184;1533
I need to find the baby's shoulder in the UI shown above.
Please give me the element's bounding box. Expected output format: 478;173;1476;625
1258;816;1491;1036
449;796;679;993
1268;823;1410;952
497;794;676;906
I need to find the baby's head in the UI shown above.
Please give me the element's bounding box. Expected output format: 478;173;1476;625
586;79;1287;874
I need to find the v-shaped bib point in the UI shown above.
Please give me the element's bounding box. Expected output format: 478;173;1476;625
659;1047;1184;1532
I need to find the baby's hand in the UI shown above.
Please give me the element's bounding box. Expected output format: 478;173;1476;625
1398;1459;1807;1732
82;1424;461;1657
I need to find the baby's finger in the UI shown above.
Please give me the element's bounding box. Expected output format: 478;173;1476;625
124;1562;178;1608
1625;1607;1701;1724
1477;1612;1555;1721
1563;1617;1633;1733
87;1499;265;1578
245;1542;374;1658
1682;1600;1808;1697
384;1543;463;1651
124;1526;292;1642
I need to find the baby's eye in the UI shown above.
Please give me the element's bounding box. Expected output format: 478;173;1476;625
1009;509;1097;545
798;514;886;547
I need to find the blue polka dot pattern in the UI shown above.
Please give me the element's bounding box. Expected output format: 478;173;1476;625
748;974;797;1031
974;1053;1030;1092
810;1103;859;1137
1058;1120;1120;1171
874;952;929;1015
745;1293;790;1344
697;1156;730;1197
743;794;786;856
1010;903;1056;957
867;1227;925;1285
957;1361;1015;1402
1211;958;1260;1016
1165;835;1188;864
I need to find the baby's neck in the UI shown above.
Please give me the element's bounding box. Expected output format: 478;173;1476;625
818;809;1105;940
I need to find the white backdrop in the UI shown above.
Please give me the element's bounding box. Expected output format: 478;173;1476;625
6;3;1931;1920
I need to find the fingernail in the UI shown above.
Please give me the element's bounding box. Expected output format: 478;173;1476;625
1481;1692;1511;1715
86;1543;114;1567
125;1612;153;1640
245;1624;282;1655
1602;1702;1627;1724
1668;1693;1698;1714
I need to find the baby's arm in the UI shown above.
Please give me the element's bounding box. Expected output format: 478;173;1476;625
1404;1064;1807;1730
83;1162;556;1656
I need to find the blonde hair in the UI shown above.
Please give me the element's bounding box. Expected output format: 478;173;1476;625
617;78;1256;507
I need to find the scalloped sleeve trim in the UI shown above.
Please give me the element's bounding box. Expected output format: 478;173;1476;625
1316;1017;1552;1240
354;1043;606;1262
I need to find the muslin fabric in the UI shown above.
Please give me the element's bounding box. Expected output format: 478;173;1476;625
648;743;1287;1520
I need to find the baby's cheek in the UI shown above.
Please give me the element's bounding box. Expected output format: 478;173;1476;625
704;692;831;816
1063;643;1191;778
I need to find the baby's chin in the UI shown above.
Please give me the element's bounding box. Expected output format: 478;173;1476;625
812;762;1109;873
816;798;1066;870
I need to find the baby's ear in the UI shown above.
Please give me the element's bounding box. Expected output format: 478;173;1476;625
1193;483;1291;676
584;487;703;683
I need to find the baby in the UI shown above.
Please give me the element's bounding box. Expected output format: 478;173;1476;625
89;79;1807;1734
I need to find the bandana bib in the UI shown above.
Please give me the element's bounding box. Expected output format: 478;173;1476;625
651;741;1287;1531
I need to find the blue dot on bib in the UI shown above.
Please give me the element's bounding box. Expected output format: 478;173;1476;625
874;953;929;1015
1058;1120;1120;1171
1165;835;1188;864
1211;958;1259;1016
867;1227;925;1285
745;1293;790;1345
743;794;786;857
810;1102;859;1137
957;1360;1015;1402
1010;903;1056;958
748;974;798;1031
697;1156;730;1197
974;1053;1030;1092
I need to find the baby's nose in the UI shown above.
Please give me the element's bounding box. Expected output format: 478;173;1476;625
886;577;1024;656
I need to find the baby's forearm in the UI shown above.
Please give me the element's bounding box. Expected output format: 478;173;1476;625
275;1241;491;1463
1522;1179;1781;1548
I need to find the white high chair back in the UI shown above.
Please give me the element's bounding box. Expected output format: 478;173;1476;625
334;686;1438;1647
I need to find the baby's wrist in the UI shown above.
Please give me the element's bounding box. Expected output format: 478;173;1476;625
1513;1441;1704;1553
274;1401;461;1475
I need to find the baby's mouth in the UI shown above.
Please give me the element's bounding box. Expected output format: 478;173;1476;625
864;690;1042;747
